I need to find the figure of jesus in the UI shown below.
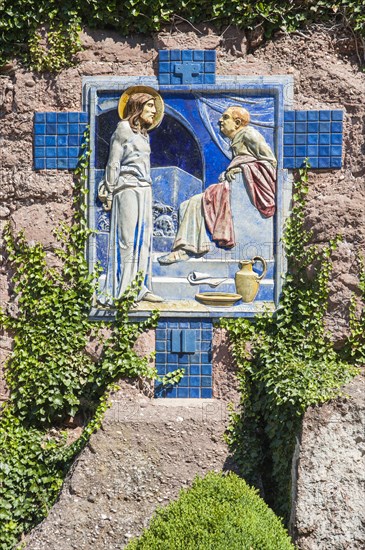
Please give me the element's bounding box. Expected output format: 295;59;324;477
98;86;164;304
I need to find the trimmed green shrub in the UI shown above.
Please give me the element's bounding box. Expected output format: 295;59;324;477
126;472;295;550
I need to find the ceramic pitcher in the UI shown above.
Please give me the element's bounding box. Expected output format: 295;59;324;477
235;256;267;303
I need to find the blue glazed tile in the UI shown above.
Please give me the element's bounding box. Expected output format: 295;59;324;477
202;330;212;341
159;50;169;61
79;112;88;123
167;322;178;328
330;157;342;168
68;158;78;169
204;74;215;84
205;62;216;73
58;135;68;146
307;111;319;121
68;135;81;147
193;50;204;61
318;157;331;168
284;111;295;122
284;146;295;157
165;387;177;398
69;147;79;157
202;365;212;375
46;112;57;123
310;158;319;168
167;353;178;363
46;158;57;169
283;157;295;169
202;321;212;328
159;74;171;85
167;363;179;373
45;135;56;146
177;387;189;398
158;320;167;328
295;134;306;145
190;354;200;364
69;112;79;123
170;49;181;61
156;365;166;375
155;352;166;364
295;111;307;121
319;111;331;121
308;122;319;133
295;122;306;133
330;145;342;156
295;145;307;156
201;353;210;364
331;122;343;133
182;50;193;61
178;354;189;364
35;135;45;146
201;376;212;387
193;74;203;84
294;157;306;168
57;158;68;169
307;145;318;157
319;134;330;145
159;62;170;73
171;330;181;353
179;376;189;387
182;330;196;353
319;145;330;157
34;147;45;158
34;124;45;135
307;157;318;168
204;50;216;61
69;124;79;134
170;74;181;85
156;329;166;340
58;124;68;134
189;388;201;398
284;122;295;133
179;322;190;328
319;122;330;133
155;340;166;352
154;386;164;398
57;147;67;157
34;158;45;170
190;321;201;329
45;147;56;158
34;112;46;123
46;124;57;134
57;113;68;123
307;134;319;145
201;388;213;398
201;340;211;352
189;365;200;375
331;134;342;145
331;110;343;121
284;134;294;145
190;376;200;387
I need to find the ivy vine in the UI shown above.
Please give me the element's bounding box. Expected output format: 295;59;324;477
0;0;364;71
0;135;159;548
221;163;363;521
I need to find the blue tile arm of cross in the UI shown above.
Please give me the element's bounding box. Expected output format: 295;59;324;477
174;62;202;84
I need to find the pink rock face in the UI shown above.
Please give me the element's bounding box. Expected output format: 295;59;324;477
10;202;72;250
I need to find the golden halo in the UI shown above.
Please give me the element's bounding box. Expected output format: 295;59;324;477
118;86;164;130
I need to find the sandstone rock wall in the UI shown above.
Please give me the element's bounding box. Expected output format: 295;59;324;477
291;371;365;549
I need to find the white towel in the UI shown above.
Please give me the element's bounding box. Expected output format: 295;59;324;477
187;271;228;287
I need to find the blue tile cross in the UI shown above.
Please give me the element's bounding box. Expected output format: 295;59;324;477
33;111;88;170
283;110;343;169
174;62;202;84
